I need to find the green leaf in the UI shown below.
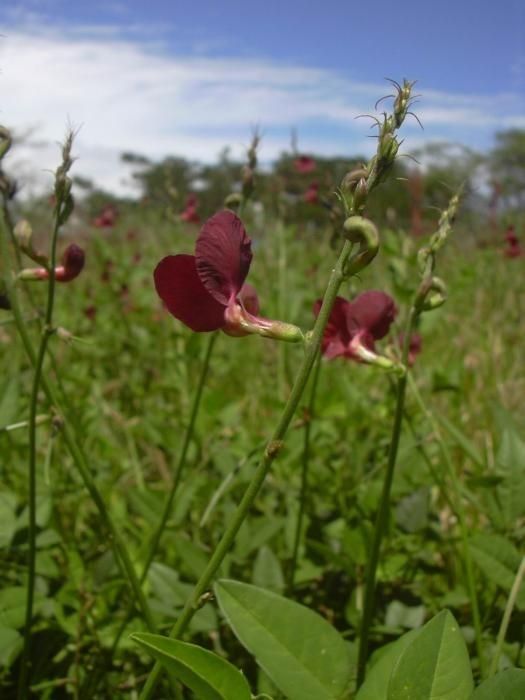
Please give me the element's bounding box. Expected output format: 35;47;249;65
356;629;419;700
0;626;22;667
0;491;17;549
215;579;351;700
0;374;19;427
437;415;485;468
387;610;473;699
494;427;525;523
470;668;525;699
131;633;251;700
469;534;525;609
252;546;285;593
0;587;46;629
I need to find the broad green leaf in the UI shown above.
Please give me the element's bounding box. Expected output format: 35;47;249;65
0;374;19;427
470;668;525;699
385;601;425;630
387;610;473;699
0;627;22;667
253;546;285;593
356;629;419;700
215;579;351;700
0;587;45;629
469;534;525;609
493;427;525;523
0;491;17;548
395;488;429;533
131;633;251;700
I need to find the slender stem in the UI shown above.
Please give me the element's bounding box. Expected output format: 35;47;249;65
287;350;321;591
489;557;525;677
0;208;156;638
104;334;217;664
407;372;486;677
356;307;415;687
18;197;62;699
139;239;353;699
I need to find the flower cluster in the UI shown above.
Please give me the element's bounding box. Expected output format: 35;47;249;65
154;211;302;341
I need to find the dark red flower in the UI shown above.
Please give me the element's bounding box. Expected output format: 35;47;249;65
399;332;422;366
304;181;319;204
294;155;316;174
93;204;118;228
179;194;201;224
503;226;522;257
154;210;255;333
504;242;523;258
18;243;85;283
314;291;397;361
154;211;303;342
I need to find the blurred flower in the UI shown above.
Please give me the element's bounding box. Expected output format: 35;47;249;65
294;155;316;174
314;291;397;361
504;225;518;246
399;332;422;366
84;305;97;321
504;242;523;258
93;204;118;228
154;210;302;341
304;181;319;204
503;226;522;257
18;244;85;283
180;194;200;224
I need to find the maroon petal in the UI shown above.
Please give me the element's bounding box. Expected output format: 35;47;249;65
153;254;226;332
239;283;260;315
345;291;397;340
314;296;351;344
195;210;252;305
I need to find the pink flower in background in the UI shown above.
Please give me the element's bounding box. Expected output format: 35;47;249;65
180;194;201;224
304;181;320;204
294;155;316;174
93;204;118;228
503;225;522;257
399;332;422;366
314;291;397;361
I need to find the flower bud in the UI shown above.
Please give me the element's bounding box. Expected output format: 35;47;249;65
341;167;368;193
14;220;33;249
224;192;242;210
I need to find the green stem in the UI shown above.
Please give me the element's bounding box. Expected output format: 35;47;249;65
407;372;486;677
18;196;62;699
287;350;321;592
489;556;525;677
139;239;353;699
356;308;415;688
107;334;217;657
0;209;156;641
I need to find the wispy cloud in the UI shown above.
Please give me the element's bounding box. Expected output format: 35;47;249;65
1;21;524;195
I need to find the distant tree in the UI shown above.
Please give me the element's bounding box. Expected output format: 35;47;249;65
489;130;525;209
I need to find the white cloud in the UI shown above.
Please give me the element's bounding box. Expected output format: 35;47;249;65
0;22;524;196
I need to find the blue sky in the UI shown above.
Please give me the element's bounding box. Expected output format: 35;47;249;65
0;0;524;194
